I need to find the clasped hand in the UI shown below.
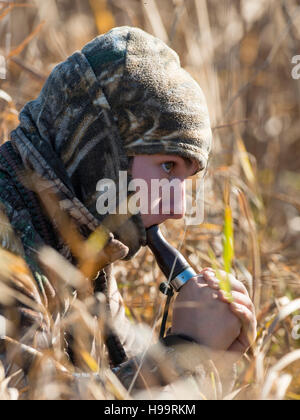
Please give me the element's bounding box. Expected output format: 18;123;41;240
171;268;257;361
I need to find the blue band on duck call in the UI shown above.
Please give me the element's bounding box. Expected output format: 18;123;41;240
171;267;197;291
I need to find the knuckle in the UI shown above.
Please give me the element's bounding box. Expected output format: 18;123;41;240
191;275;204;285
228;273;236;282
234;278;248;295
243;309;253;323
240;283;249;296
231;291;253;310
196;274;206;284
248;301;255;313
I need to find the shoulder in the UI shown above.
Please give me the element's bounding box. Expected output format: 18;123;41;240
0;142;25;214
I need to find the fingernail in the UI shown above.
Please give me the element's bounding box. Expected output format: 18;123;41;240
205;272;219;283
204;269;216;277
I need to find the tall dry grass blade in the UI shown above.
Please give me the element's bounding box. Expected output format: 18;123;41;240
261;350;300;400
0;206;24;256
225;3;300;115
221;182;234;300
0;3;33;21
0;361;19;400
0;89;12;104
213;119;250;131
275;374;293;401
234;129;265;218
223;182;234;272
194;0;223;125
0;0;299;400
142;0;168;43
237;190;261;310
80;350;99;373
6;21;45;60
89;0;115;34
268;192;300;213
261;298;300;350
223;385;250;400
10;57;46;82
3;336;70;376
207;246;233;301
286;392;300;401
235;133;256;188
105;368;133;401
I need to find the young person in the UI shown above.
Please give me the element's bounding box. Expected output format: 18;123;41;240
0;26;256;396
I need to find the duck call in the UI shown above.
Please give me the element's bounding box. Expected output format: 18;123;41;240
146;224;197;292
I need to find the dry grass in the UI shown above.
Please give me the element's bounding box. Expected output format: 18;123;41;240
0;0;300;400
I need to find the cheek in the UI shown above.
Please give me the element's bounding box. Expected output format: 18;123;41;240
170;181;186;215
132;159;158;182
132;162;161;191
131;160;160;211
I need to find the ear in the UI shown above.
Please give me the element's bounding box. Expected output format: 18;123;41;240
127;156;134;167
127;156;134;175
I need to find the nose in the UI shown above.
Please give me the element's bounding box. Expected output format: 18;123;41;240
167;178;186;219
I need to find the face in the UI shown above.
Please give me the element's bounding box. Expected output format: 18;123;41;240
130;154;200;228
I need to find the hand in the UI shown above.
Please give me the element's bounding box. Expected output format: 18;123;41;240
200;268;257;357
170;276;242;352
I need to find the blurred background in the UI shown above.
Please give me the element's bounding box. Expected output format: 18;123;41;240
1;0;300;400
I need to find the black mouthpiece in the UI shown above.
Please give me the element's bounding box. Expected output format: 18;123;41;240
146;224;190;282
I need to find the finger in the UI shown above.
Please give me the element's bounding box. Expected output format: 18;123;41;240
217;290;255;312
202;269;249;296
227;340;247;357
219;271;249;296
201;267;215;274
230;302;256;333
191;274;206;286
199;270;220;290
229;302;257;348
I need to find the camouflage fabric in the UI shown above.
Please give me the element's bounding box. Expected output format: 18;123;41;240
0;142;59;295
0;26;214;394
10;26;212;260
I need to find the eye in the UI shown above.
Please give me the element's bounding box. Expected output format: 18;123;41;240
161;161;175;174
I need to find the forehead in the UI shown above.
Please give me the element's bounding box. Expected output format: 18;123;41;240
155;154;196;164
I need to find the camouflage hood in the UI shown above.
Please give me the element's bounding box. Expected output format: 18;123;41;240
10;26;212;260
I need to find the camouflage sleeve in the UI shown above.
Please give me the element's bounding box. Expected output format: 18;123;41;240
112;335;237;399
0;246;53;376
106;266;149;359
0;171;53;376
111;335;217;395
107;265;237;398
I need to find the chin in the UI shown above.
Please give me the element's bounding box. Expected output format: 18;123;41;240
144;213;184;228
146;215;167;227
155;214;180;225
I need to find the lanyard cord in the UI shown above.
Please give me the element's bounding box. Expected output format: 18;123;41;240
159;282;174;339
